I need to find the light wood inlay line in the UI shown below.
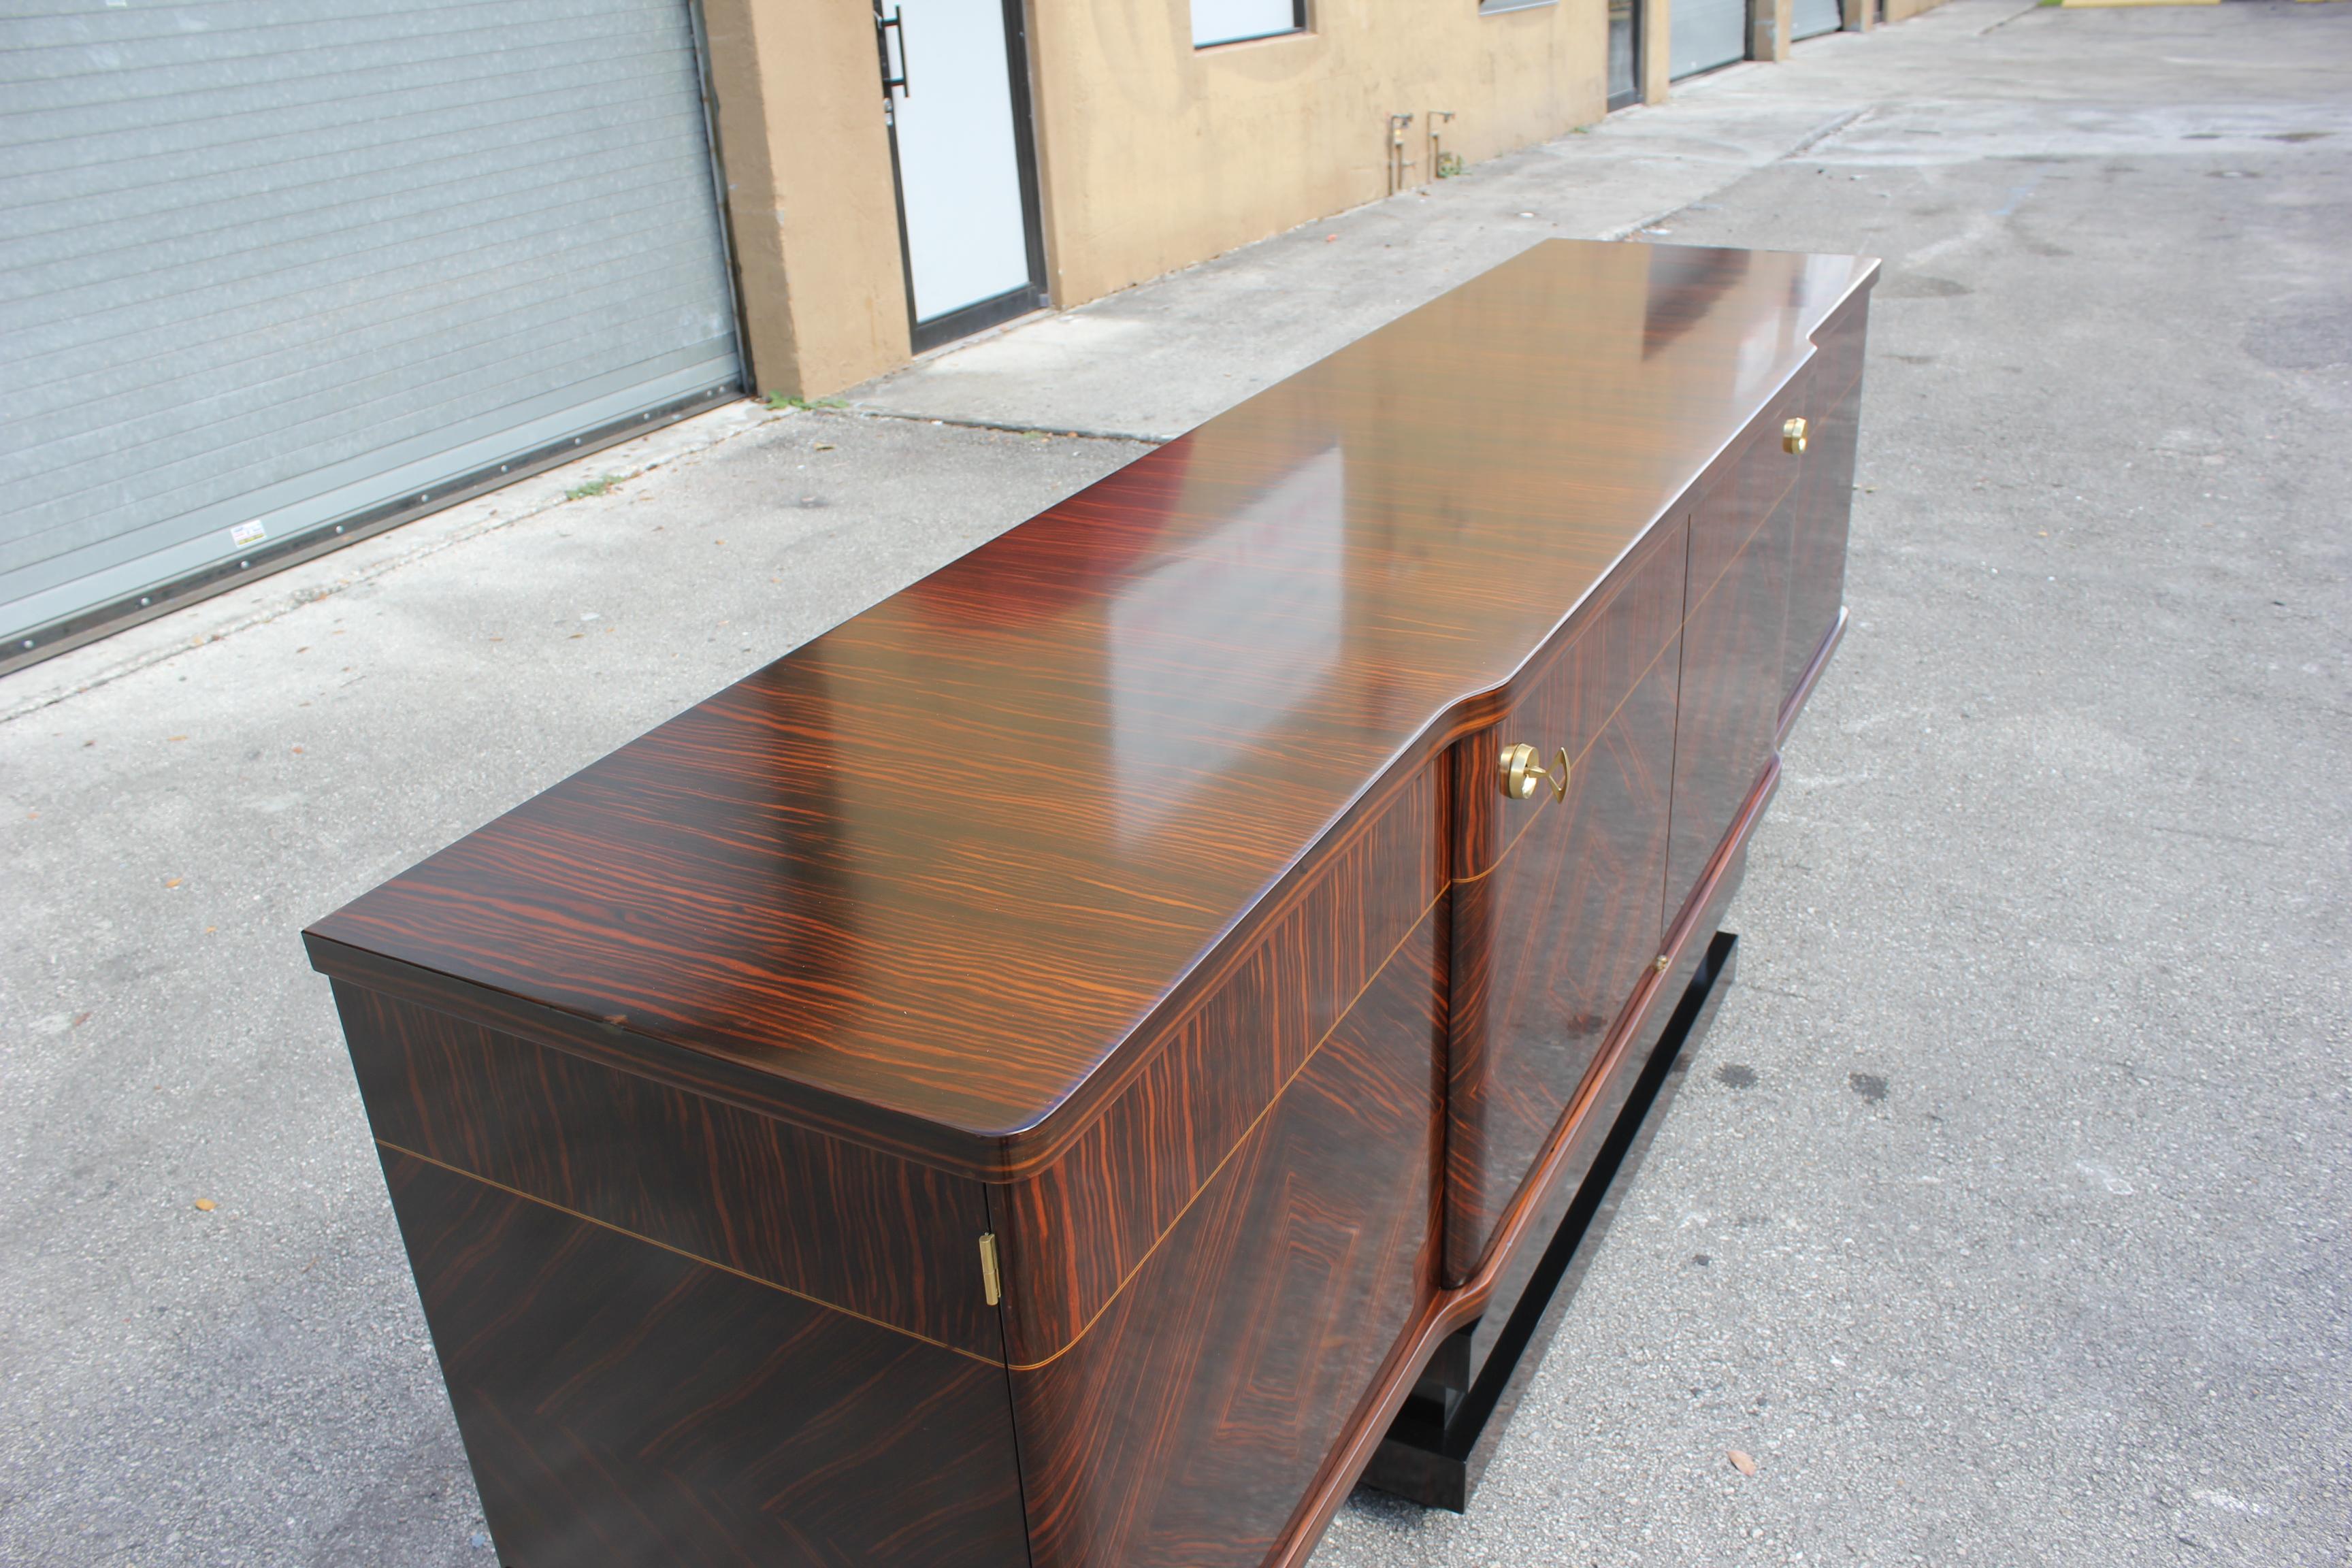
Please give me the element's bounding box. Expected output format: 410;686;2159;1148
374;1139;1006;1367
374;855;1440;1379
310;243;1877;1177
304;241;1878;1568
1004;878;1450;1373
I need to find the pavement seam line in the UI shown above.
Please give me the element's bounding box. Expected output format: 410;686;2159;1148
833;406;1172;445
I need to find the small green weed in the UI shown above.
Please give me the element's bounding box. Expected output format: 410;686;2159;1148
766;393;849;412
566;475;619;500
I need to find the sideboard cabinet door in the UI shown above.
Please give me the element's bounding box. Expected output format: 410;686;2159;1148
1782;302;1869;721
1443;519;1686;1285
1665;374;1812;917
1004;908;1444;1568
335;985;1031;1567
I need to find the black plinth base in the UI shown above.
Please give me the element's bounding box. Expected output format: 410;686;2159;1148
1360;930;1740;1512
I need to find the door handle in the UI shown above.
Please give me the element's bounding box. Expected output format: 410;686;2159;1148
876;5;911;99
1499;743;1570;802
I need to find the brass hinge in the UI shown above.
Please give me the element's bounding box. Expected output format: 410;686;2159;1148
978;1231;1003;1307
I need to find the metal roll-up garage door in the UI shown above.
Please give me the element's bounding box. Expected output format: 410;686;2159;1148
1670;0;1748;79
2;0;742;667
1793;0;1844;40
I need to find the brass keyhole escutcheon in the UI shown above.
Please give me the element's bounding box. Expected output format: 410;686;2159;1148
1499;743;1571;802
1782;416;1809;455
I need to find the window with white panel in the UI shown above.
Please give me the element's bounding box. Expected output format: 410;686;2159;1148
1192;0;1303;48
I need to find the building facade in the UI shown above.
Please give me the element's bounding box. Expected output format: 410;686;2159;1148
712;0;1907;397
0;0;1931;671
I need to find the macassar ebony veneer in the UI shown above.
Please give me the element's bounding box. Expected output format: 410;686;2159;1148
308;239;1873;1566
1368;930;1742;1512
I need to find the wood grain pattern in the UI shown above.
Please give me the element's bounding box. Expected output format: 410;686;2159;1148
1447;722;1506;883
306;242;1881;1177
1442;517;1686;1284
305;242;1879;1568
381;1150;1030;1567
1665;370;1811;917
1441;785;1755;1409
1440;724;1505;1252
1420;837;1727;1419
1782;291;1872;723
336;981;1000;1356
1007;906;1444;1568
995;763;1441;1365
1260;751;1786;1568
1371;930;1744;1512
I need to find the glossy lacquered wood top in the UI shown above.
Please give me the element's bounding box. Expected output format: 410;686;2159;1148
308;240;1877;1175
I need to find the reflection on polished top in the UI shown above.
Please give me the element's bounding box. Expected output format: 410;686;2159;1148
308;240;1876;1173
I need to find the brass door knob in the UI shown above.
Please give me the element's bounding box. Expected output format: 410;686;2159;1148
1499;742;1570;802
1782;416;1809;455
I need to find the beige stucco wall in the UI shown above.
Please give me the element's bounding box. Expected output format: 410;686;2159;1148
700;0;1933;395
1643;0;1671;101
1024;0;1613;308
702;0;911;399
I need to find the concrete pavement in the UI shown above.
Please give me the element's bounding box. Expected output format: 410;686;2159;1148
5;2;2349;1564
0;412;1154;1567
1319;5;2352;1564
847;0;2352;444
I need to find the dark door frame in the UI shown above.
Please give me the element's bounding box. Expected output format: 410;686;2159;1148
876;0;1051;355
1606;0;1644;112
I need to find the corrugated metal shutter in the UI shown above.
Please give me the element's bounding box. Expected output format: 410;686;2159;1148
2;0;740;655
1670;0;1748;79
1793;0;1844;40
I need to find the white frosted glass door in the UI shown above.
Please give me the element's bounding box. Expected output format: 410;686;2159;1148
887;0;1036;326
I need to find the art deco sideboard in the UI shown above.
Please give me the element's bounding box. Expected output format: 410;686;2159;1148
306;238;1873;1566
